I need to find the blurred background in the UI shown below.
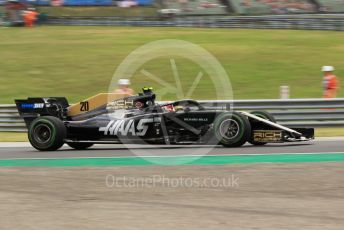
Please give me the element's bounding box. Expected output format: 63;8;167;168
2;0;344;17
0;0;343;103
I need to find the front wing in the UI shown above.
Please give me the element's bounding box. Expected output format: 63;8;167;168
253;128;314;143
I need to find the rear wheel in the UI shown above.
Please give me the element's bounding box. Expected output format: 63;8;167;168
214;112;251;147
28;116;66;151
67;142;93;150
248;111;276;146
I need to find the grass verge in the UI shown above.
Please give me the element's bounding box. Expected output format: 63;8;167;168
315;127;344;137
0;27;343;103
0;133;28;142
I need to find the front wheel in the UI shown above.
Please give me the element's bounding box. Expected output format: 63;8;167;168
28;116;66;151
214;112;251;147
67;142;93;150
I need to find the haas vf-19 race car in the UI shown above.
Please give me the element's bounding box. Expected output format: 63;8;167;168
15;88;314;151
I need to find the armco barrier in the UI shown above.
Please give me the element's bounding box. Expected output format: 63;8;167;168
0;104;26;132
45;14;344;31
199;98;344;127
1;98;344;132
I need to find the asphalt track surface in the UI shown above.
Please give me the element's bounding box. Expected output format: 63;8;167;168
0;138;343;160
1;140;343;229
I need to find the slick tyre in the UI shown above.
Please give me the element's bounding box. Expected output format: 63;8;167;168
67;142;94;150
214;112;251;147
28;116;66;151
248;111;276;146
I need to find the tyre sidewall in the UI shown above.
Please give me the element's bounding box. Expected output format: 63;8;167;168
214;112;251;147
28;117;66;151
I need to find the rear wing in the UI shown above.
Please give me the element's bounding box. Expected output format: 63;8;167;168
15;97;69;127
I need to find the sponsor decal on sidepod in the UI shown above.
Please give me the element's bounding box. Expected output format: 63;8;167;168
99;118;158;136
21;103;45;109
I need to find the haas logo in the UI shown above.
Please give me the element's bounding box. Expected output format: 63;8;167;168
99;119;153;136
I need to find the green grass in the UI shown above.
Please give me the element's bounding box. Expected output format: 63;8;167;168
315;127;344;137
0;133;28;142
0;128;343;142
0;26;343;103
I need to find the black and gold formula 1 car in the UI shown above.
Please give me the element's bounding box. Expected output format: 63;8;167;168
15;88;314;151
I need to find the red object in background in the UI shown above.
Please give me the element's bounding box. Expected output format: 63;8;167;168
24;10;38;27
5;1;26;10
51;0;64;6
323;74;339;98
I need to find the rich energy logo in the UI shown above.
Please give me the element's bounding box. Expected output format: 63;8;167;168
253;130;283;142
99;118;159;136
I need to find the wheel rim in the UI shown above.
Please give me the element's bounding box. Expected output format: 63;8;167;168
219;119;240;140
33;124;52;144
